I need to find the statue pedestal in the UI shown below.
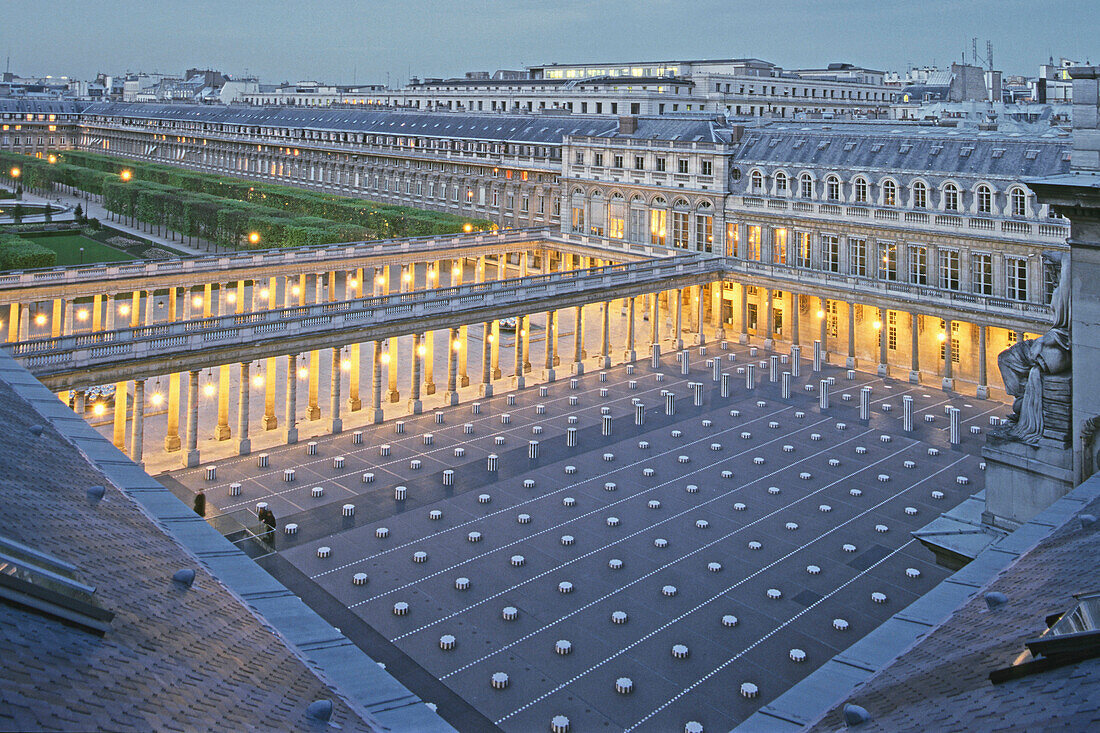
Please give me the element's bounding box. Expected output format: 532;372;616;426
981;436;1074;531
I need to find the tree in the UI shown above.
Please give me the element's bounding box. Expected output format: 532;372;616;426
74;203;84;223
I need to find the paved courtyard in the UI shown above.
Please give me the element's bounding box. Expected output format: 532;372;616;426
165;341;997;732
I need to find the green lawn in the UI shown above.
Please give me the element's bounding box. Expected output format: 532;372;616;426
31;234;138;266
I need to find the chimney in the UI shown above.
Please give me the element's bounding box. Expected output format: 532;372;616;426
1070;66;1100;170
729;124;746;143
618;116;637;134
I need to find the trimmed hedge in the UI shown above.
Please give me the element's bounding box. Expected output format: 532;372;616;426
21;150;492;246
0;233;57;270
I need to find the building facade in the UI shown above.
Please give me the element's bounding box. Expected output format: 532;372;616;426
0;98;1072;394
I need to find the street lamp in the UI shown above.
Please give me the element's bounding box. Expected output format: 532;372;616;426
120;169;132;182
47;154;57;164
248;231;261;245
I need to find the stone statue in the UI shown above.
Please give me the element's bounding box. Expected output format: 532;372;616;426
993;251;1071;445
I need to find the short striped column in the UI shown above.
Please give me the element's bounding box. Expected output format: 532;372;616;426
664;392;675;416
529;440;540;459
720;372;730;397
819;379;830;410
745;363;755;390
860;387;871;421
566;427;577;446
813;340;822;372
692;382;703;406
791;344;801;377
635;403;645;426
770;355;779;383
782;371;791;399
949;406;961;445
487;453;499;472
680;350;690;375
902;395;914;432
602;414;612;436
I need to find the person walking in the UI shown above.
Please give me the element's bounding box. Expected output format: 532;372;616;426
257;506;277;545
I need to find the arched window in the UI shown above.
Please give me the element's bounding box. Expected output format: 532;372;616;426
977;185;992;214
750;170;763;192
912;180;928;209
854;177;868;204
882;179;897;206
826;175;840;201
943;183;959;212
774;171;789;194
1011;187;1027;217
799;173;814;198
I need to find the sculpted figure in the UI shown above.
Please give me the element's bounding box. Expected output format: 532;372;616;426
993;251;1070;445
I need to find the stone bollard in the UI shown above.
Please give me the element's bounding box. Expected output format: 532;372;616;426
665;392;675;416
791;344;801;377
813;340;822;372
680;350;690;375
651;342;661;368
745;363;755;390
782;371;791;399
949;407;961;445
819;379;830;410
770;355;779;383
487;454;498;472
635;403;645;426
443;469;454;486
352;430;363;445
903;395;914;432
860;386;871;421
721;372;730;397
529;440;540;459
602;414;613;436
566;426;577;446
713;357;721;382
692;382;703;406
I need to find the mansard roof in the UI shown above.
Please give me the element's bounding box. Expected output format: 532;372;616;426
731;122;1072;178
79;102;617;144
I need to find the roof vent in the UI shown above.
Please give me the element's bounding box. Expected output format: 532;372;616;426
985;591;1009;610
172;568;196;588
618;116;637;134
843;704;872;726
28;424;43;437
306;700;333;722
1080;513;1096;529
86;485;106;504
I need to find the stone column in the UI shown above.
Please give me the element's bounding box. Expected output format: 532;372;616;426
521;256;531;373
791;291;800;347
514;315;526;389
105;297;116;331
130;290;142;327
387;266;401;402
763;289;774;349
674;288;684;350
308;349;321;420
544;310;557;381
878;307;889;376
330;347;343;433
650;291;660;354
423;263;436;395
92;293;103;331
445;327;460;405
909;312;921;383
739;285;748;344
713;282;726;342
599;301;611;368
455;259;469;386
942;319;954;390
847;302;857;368
572;305;585;375
165;373;181;451
52;298;64;338
216;365;231;441
185;370;200;468
238;362;251;455
695;285;706;346
819;296;829;361
112;381;127;450
130;379;144;464
285;354;299;443
976;325;989;399
624;296;636;362
491;317;502;379
481;322;494;396
348;343;361;411
145;289;156;325
371;342;384;423
409;333;423;414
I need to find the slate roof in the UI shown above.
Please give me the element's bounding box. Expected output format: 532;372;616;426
80;102;618;144
0;371;376;731
812;493;1100;731
0;99;89;115
731;123;1072;178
